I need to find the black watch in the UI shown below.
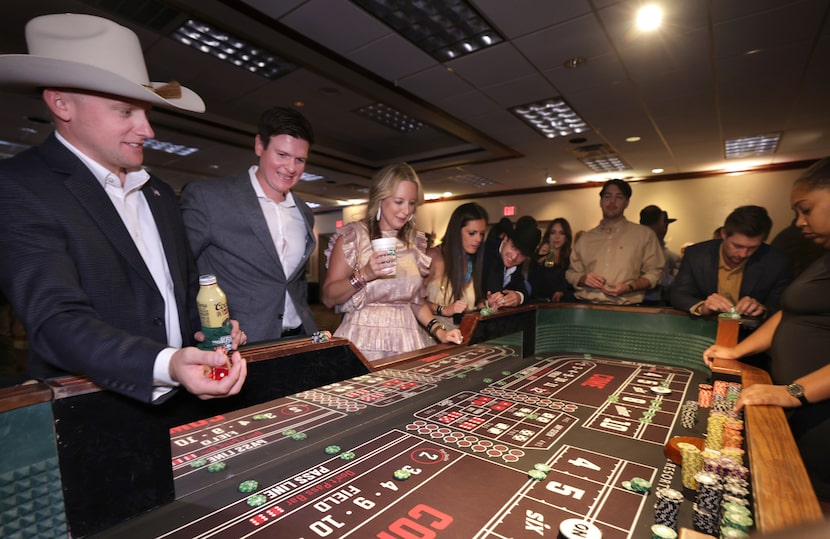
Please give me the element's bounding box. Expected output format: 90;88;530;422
786;383;809;406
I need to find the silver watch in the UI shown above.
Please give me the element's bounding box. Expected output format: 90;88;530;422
786;383;809;406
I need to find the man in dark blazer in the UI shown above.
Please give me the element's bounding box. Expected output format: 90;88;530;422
0;14;247;402
182;107;318;343
671;205;793;325
481;216;541;309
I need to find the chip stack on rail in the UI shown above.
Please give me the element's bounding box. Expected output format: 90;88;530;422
697;384;713;408
692;471;722;535
721;504;753;536
680;400;699;429
653;487;684;529
706;412;727;450
678;442;703;490
722;419;744;449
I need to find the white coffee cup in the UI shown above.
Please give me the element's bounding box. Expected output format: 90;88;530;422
371;237;397;276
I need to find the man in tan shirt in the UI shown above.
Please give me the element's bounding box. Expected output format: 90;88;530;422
566;179;665;304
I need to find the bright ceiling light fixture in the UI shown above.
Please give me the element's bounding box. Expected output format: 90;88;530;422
636;5;663;31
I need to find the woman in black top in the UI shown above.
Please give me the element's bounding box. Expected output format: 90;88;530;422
704;157;830;506
528;217;574;303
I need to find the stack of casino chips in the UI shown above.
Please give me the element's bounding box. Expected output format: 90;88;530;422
692;471;723;535
722;477;751;507
722;419;744;449
698;384;713;408
680;400;699;429
678;441;703;490
653;487;684;529
706;412;728;450
721;502;753;536
720;447;745;466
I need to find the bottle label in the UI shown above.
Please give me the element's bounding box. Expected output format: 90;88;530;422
199;325;233;351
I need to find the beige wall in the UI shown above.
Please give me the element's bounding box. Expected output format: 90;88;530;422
310;166;805;282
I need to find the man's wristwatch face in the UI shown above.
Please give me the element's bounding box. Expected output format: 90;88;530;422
787;383;808;405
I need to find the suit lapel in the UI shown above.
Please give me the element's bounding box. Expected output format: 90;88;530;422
142;180;187;307
61;158;157;291
234;176;285;275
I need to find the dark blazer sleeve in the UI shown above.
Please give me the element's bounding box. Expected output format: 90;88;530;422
670;240;720;312
0;136;191;402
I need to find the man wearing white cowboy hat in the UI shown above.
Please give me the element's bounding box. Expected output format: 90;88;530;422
0;13;248;402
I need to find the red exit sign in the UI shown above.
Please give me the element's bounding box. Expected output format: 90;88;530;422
503;206;515;216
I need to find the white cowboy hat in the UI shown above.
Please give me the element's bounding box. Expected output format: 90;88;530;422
0;13;204;113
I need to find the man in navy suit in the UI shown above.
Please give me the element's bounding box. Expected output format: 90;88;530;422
671;205;793;324
0;14;247;402
481;216;541;308
181;107;318;343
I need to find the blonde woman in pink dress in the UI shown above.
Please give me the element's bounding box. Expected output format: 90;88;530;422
322;163;462;363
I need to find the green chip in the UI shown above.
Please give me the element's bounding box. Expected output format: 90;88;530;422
393;469;411;480
533;463;552;472
238;480;259;493
190;459;207;468
638;417;652;424
207;461;226;472
501;371;511;376
252;414;268;420
631;477;651;492
282;429;297;436
527;469;547;481
456;373;466;378
291;432;308;440
483;378;493;383
340;451;356;460
324;445;341;455
246;494;267;507
526;414;538;420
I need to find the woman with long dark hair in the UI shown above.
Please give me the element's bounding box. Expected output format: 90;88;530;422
528;217;574;302
426;203;489;327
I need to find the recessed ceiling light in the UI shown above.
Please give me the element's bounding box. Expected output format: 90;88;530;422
626;136;641;143
143;138;199;156
352;0;504;61
546;177;556;184
636;5;663;31
563;56;586;69
651;168;664;174
724;133;781;159
171;18;297;80
510;98;589;139
356;103;425;134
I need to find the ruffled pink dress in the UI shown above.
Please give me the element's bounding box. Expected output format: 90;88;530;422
325;221;433;361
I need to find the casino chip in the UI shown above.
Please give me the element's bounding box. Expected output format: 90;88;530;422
533;463;552;473
558;518;602;539
483;378;493;383
311;330;332;343
190;459;207;468
252;414;268;420
207;461;226;472
340;451;356;460
282;429;297;436
290;432;308;441
651;386;672;395
246;494;267;507
393;469;411;480
480;307;495;316
238;480;259;493
527;469;547;481
324;445;341;455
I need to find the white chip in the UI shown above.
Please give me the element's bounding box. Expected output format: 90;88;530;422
651;386;672;394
